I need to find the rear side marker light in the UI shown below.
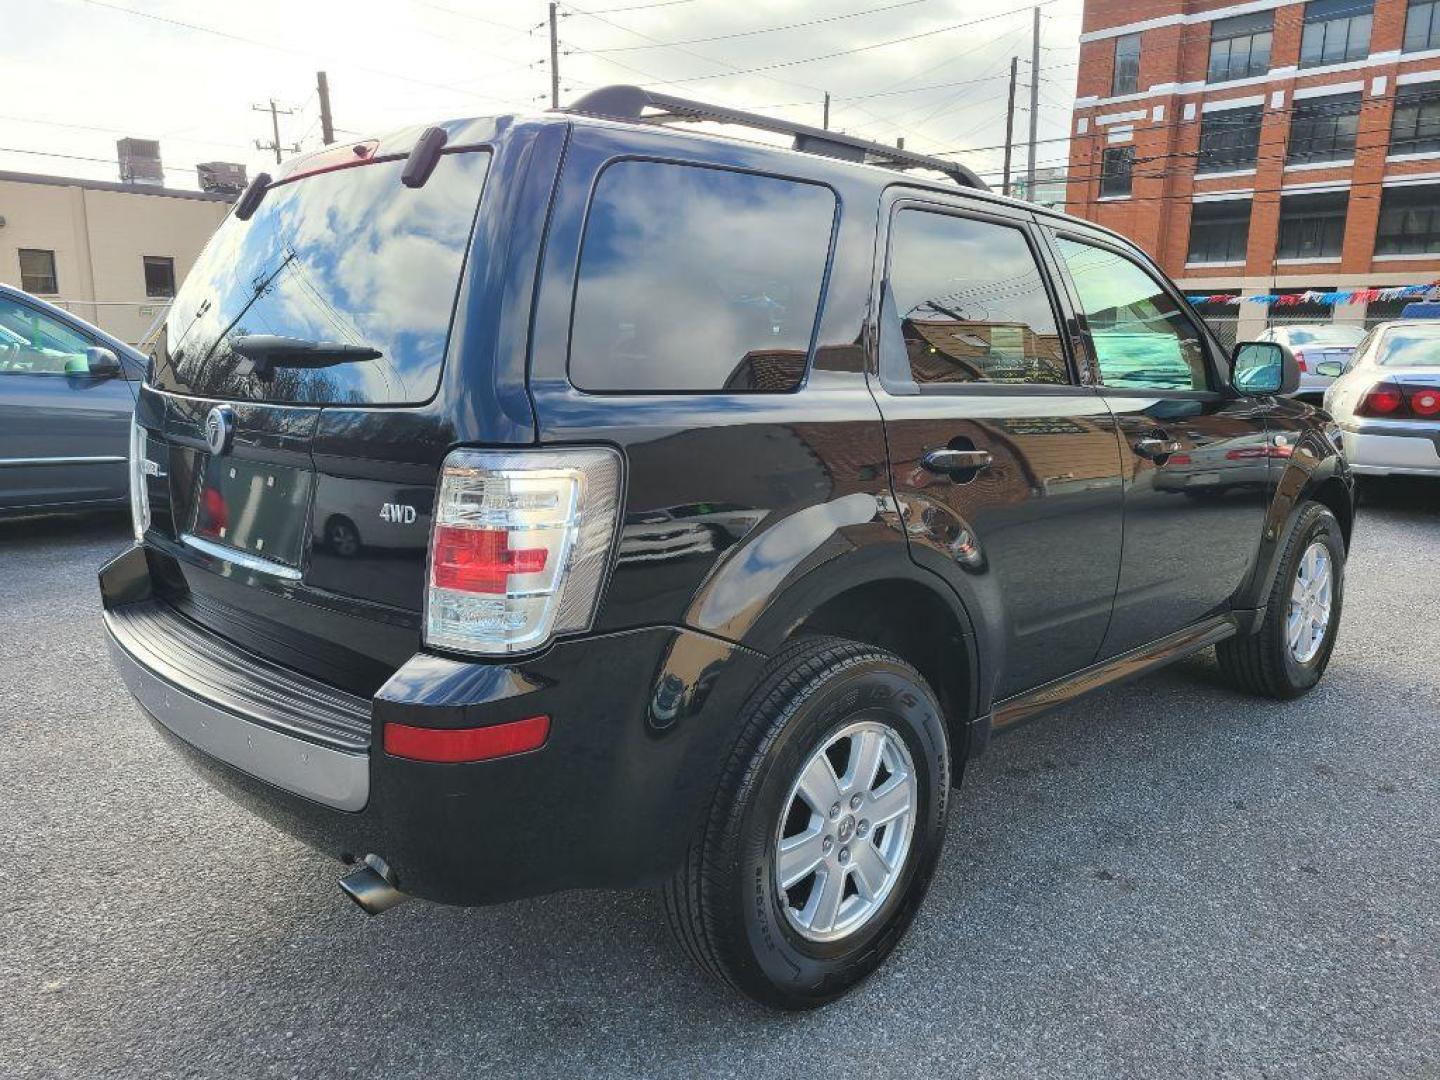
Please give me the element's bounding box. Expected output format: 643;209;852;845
384;716;550;763
424;447;622;656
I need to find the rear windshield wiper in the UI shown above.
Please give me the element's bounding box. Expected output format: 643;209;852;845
229;334;381;380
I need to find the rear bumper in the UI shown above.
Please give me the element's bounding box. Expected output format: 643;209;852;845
105;604;371;811
1339;425;1440;476
100;545;766;906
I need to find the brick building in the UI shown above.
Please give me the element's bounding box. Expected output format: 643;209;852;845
1066;0;1440;335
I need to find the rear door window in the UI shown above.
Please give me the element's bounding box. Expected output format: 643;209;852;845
569;160;836;393
150;150;491;405
884;209;1071;386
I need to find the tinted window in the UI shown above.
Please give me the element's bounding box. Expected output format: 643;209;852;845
0;297;93;376
1390;84;1440;156
1376;184;1440;255
1056;238;1209;392
1405;0;1440;51
887;211;1068;386
570;161;835;393
1208;12;1273;82
1287;92;1362;164
1301;0;1372;67
151;151;490;405
1277;191;1348;259
1198;106;1263;173
1113;33;1142;95
1101;146;1134;198
1188;200;1251;264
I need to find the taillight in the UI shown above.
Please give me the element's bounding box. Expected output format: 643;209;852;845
1292;350;1310;373
128;417;151;542
1356;383;1405;417
424;448;622;655
1412;387;1440;417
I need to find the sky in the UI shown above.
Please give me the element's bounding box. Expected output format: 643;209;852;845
0;0;1084;192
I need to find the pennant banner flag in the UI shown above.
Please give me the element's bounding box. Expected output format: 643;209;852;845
1186;282;1440;307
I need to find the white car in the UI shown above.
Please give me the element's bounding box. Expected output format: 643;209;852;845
1256;323;1366;400
1323;321;1440;478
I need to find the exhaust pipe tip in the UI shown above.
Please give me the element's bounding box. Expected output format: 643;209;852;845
339;854;408;915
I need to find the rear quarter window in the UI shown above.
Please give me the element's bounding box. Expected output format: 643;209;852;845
569;160;836;393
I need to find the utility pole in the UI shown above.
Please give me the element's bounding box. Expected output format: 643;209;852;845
548;2;561;109
317;71;335;146
253;99;299;164
1026;5;1040;195
823;91;830;130
1002;56;1018;197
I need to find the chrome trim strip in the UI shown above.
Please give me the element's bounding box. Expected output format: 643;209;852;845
106;623;369;812
0;455;127;467
180;532;303;581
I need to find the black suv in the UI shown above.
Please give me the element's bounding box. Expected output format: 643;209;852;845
100;87;1354;1010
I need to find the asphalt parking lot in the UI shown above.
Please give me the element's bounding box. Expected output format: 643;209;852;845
2;484;1437;1080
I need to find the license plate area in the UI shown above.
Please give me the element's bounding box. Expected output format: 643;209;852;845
191;457;313;568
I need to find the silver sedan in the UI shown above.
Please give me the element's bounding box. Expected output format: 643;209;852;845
1323;321;1440;478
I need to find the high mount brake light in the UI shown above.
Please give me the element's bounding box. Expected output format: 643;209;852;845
424;448;623;656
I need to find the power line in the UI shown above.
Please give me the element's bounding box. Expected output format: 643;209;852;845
579;0;933;53
621;0;1066;85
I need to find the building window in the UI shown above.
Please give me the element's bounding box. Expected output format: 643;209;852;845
18;249;58;295
1300;0;1373;68
1188;201;1252;264
1100;146;1135;197
1197;106;1263;173
1390;83;1440;156
1375;184;1440;255
1276;191;1348;259
1113;33;1142;95
1287;92;1362;164
1207;12;1273;83
1404;0;1440;52
143;256;176;298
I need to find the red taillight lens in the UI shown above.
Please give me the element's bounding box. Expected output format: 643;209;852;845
1292;351;1309;372
1411;387;1440;416
431;526;548;595
1167;453;1192;465
1358;383;1405;417
384;715;551;763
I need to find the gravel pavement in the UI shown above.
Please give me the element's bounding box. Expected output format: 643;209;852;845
2;484;1437;1079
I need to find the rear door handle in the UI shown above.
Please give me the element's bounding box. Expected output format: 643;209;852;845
1131;437;1182;460
922;448;993;474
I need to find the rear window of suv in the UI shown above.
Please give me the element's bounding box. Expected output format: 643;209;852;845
569;160;836;393
150;150;490;405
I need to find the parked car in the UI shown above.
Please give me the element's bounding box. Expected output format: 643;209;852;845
1255;323;1366;401
1323;321;1440;478
0;284;147;518
99;87;1355;1010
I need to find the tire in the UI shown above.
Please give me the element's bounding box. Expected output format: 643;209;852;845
1216;500;1345;699
661;635;951;1010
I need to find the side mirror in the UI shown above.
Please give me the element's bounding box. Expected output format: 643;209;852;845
1314;359;1346;378
85;346;122;378
1231;340;1299;396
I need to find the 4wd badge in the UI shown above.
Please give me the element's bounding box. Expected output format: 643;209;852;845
380;503;417;524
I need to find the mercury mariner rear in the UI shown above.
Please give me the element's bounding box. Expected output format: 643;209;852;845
100;115;761;910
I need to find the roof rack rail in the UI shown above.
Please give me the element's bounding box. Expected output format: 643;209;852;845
561;85;989;192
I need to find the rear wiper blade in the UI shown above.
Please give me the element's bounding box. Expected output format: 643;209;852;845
229;334;381;380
